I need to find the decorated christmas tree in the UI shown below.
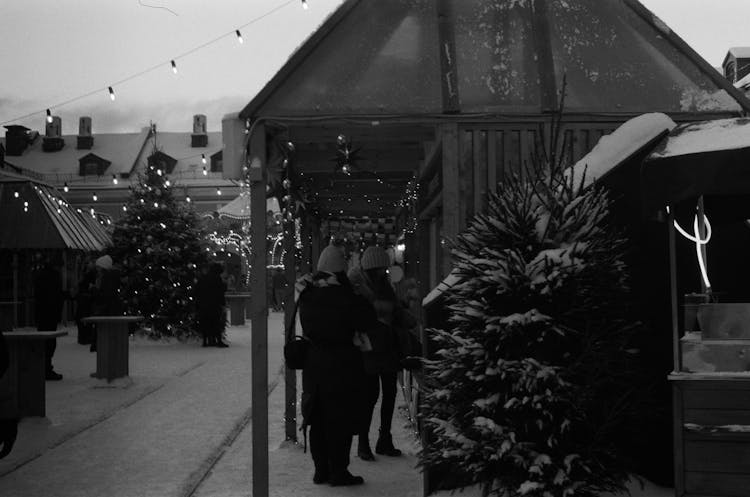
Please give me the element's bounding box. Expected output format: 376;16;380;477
110;146;208;340
419;119;641;496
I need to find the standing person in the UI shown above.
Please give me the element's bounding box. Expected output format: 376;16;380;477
0;331;19;459
349;246;417;460
195;263;227;348
33;256;64;381
298;245;376;486
74;258;97;345
90;255;122;352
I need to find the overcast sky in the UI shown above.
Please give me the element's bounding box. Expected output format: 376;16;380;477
1;0;748;134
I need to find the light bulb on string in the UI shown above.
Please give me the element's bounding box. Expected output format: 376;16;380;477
108;86;115;101
92;192;98;202
217;188;222;196
46;109;53;123
171;60;178;74
90;206;95;216
301;0;309;9
186;196;191;203
201;154;207;164
235;29;243;44
122;205;127;212
63;182;69;193
202;166;208;176
13;190;19;198
112;175;118;185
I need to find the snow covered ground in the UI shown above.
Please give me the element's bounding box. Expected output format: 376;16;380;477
0;314;675;496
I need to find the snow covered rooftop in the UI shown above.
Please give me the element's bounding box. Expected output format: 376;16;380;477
648;118;750;159
728;47;750;59
736;72;750;90
567;113;676;188
1;128;150;178
1;128;222;182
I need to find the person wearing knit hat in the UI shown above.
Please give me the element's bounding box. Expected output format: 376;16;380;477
348;245;414;461
316;244;347;274
296;243;377;487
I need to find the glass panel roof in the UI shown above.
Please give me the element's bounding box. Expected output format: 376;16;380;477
250;0;744;117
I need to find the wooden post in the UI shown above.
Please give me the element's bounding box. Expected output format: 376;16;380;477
12;252;19;328
283;214;297;442
667;207;680;373
441;123;459;277
249;123;269;497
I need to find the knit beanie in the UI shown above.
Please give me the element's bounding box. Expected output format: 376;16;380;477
317;245;346;274
95;255;113;270
361;246;391;270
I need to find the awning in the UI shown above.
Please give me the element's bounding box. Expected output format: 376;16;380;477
642;117;750;216
215;191;280;220
0;170;111;251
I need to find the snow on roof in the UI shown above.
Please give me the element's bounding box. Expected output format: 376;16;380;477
648;117;750;159
0;127;151;178
729;47;750;59
143;131;222;180
422;269;462;307
736;72;750;90
567;113;676;188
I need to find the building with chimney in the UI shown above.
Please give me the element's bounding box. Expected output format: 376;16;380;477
1;114;239;221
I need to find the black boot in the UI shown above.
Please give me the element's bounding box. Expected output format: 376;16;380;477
329;471;364;486
375;431;402;457
357;435;375;461
312;471;329;484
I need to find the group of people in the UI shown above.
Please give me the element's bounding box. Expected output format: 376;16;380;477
297;244;420;487
195;262;229;348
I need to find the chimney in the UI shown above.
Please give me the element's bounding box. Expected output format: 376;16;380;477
77;116;94;150
221;113;245;179
191;114;208;147
4;125;32;156
42;115;65;152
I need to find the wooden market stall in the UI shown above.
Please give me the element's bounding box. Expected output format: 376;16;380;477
0;169;111;330
641;118;750;497
229;0;750;495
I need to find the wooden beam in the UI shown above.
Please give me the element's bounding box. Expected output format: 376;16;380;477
441;123;459;276
289;124;435;144
283;216;297;442
436;0;460;113
249;123;269;497
419;135;442;183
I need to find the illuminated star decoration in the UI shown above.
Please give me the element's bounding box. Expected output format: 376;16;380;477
332;134;365;175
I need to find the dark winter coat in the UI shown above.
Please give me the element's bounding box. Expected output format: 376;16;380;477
92;269;123;316
75;269;97;320
348;266;418;374
298;272;377;431
195;272;226;335
33;264;63;327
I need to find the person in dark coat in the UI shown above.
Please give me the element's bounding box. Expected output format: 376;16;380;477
349;246;418;460
75;258;97;345
298;244;376;487
195;263;227;347
0;331;19;459
33;257;64;380
90;255;123;352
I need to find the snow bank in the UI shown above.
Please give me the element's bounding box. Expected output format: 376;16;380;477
649;117;750;159
567;113;676;188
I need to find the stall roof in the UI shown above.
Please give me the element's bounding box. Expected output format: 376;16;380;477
0;170;111;251
642;117;750;216
242;0;750;119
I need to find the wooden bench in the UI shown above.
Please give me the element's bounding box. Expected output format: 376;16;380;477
0;330;67;418
82;316;142;382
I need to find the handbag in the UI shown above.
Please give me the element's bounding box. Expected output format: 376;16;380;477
283;292;310;370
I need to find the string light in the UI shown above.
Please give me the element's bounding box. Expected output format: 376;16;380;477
46;109;53;123
171;60;178;74
122;205;127;212
235;29;243;44
13;190;19;198
201;153;207;164
63;182;69;193
92;192;98;201
186;196;191;203
108;86;115;101
202;166;208;176
217;187;222;196
301;0;309;9
112;174;118;185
